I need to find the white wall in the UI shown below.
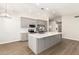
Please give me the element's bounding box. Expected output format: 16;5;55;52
62;16;79;41
0;17;21;44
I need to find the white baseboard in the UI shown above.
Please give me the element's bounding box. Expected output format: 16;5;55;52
0;39;21;44
62;37;79;41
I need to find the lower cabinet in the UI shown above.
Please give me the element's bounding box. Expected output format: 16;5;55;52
28;34;62;54
21;33;28;41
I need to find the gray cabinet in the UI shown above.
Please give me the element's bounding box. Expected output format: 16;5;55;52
21;17;47;29
21;33;28;41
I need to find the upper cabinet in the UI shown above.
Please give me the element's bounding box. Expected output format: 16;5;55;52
21;17;47;29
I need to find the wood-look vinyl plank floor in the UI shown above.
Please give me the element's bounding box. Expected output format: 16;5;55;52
0;39;79;55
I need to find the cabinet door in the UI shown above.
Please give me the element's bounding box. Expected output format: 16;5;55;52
21;33;28;41
50;35;62;45
37;38;45;53
44;37;52;49
28;36;37;53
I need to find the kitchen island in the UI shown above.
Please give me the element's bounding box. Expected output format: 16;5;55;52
28;32;62;54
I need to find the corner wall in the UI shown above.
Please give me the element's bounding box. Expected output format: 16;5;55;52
62;16;79;41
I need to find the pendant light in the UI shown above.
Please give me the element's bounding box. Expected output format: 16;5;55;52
0;3;11;18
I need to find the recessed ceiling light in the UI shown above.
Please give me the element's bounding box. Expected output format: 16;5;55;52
35;3;40;6
46;8;49;10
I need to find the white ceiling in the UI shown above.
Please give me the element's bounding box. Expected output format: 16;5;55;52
39;3;79;16
0;3;79;18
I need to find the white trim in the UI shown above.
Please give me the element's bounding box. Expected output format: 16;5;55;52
62;37;79;41
0;39;21;44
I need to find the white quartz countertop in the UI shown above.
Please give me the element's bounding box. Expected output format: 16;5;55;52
28;32;62;38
